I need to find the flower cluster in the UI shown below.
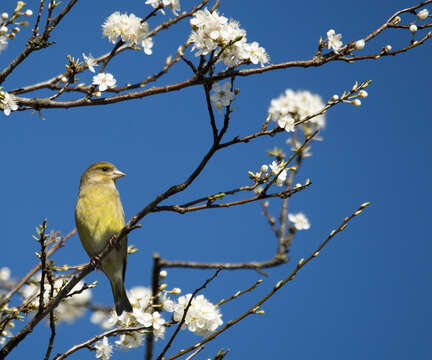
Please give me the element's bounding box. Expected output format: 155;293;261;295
173;294;223;336
190;8;269;67
102;12;153;54
268;89;326;132
0;4;33;54
145;0;181;16
91;286;167;346
288;212;310;230
21;276;92;323
0;91;18;116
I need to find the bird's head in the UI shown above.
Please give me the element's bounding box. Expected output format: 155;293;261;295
80;161;126;187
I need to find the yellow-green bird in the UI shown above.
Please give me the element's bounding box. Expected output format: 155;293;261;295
75;161;132;315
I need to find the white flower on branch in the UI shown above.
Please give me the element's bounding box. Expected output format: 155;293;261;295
417;9;429;20
134;310;166;340
21;277;91;323
269;89;326;131
173;294;223;337
269;161;288;186
288;212;311;230
0;267;11;281
102;12;151;48
0;36;7;54
241;41;269;67
210;81;235;112
146;0;181;16
189;8;269;67
0;91;18;116
326;29;343;53
94;337;113;360
92;73;117;91
277;115;295;132
115;332;144;349
142;37;154;55
82;53;98;73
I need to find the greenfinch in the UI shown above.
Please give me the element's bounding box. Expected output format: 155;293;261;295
75;161;132;315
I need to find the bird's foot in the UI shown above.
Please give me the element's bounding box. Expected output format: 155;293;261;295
109;234;120;248
90;255;101;267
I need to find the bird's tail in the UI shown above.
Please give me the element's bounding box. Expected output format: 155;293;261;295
110;277;133;316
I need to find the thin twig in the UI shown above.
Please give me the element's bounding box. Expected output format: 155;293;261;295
163;202;371;360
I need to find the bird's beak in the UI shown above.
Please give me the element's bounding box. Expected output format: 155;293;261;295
112;169;126;179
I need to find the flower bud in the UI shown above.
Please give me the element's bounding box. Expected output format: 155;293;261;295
171;288;181;295
417;9;429;20
409;24;418;33
358;90;368;98
1;13;9;20
159;270;167;278
385;45;392;52
354;39;365;50
352;99;361;107
260;164;268;173
25;9;33;17
331;94;339;101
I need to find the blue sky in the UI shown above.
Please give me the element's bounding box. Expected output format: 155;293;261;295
1;0;431;359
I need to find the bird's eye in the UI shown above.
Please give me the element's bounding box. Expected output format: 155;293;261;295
101;167;109;172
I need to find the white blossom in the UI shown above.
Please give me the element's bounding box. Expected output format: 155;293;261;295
269;89;326;131
92;73;116;91
417;9;429;20
0;35;6;54
161;293;175;312
142;37;154;55
0;267;10;281
21;276;91;323
146;0;180;16
0;91;18;116
94;337;113;360
326;29;343;53
354;39;365;50
128;286;152;311
134;310;166;340
240;41;269;67
102;12;150;47
189;8;269;68
173;294;223;337
210;81;235;112
115;333;144;349
269;161;288;186
82;53;98;73
277;115;295;132
288;212;310;230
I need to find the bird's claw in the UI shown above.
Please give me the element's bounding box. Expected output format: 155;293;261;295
90;255;101;267
109;234;120;248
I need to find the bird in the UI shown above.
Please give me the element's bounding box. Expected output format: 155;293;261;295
75;161;133;315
